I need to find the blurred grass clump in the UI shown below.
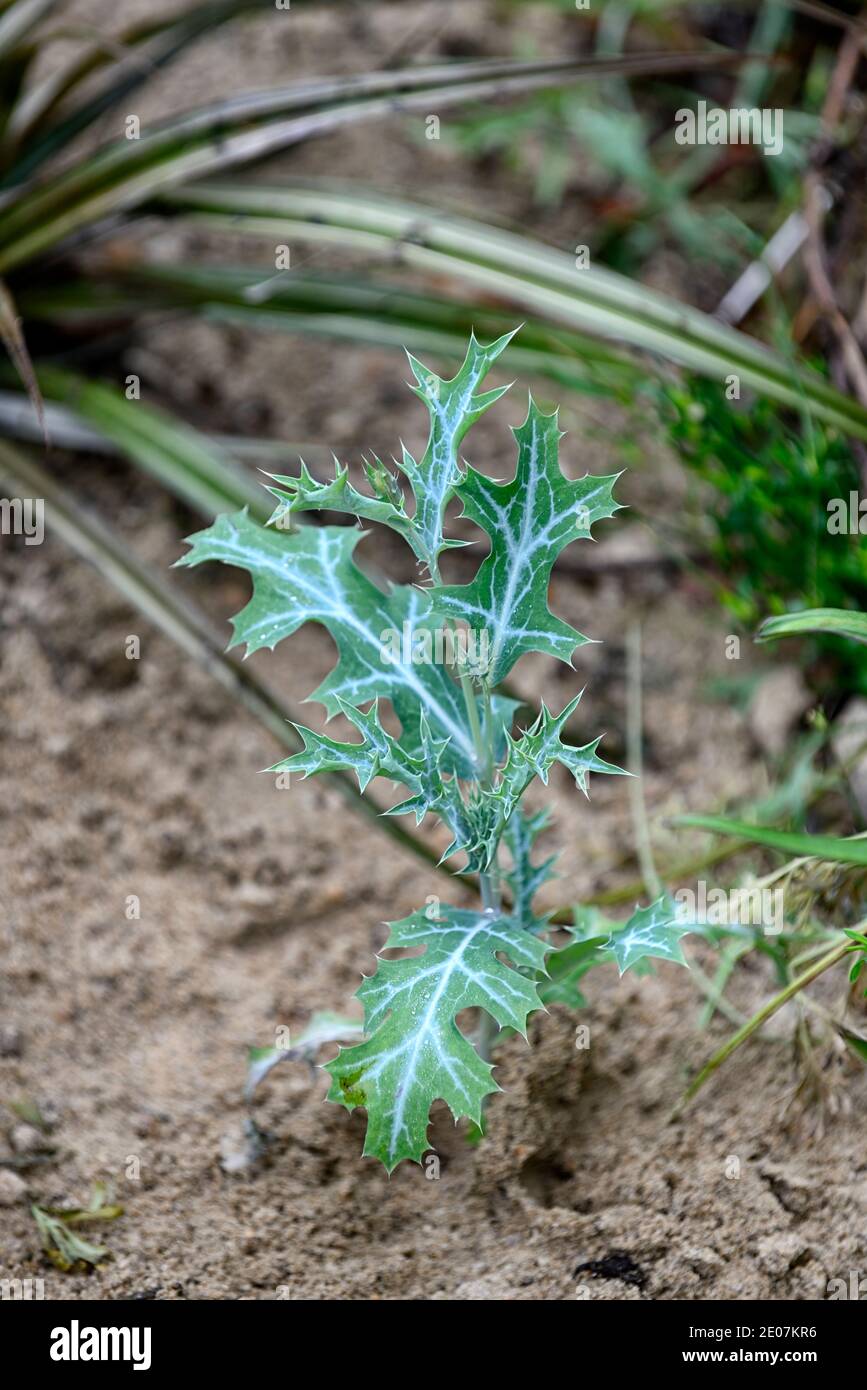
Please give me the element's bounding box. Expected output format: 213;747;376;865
660;375;867;692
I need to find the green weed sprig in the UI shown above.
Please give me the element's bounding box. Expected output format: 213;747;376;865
179;333;704;1170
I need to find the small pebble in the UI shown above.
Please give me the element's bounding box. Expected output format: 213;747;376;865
10;1123;45;1155
0;1168;27;1205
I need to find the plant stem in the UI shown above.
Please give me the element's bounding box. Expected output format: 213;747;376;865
477;685;502;1063
626;620;662;900
690;947;752;1030
671;935;854;1120
455;662;502;1063
458;665;486;775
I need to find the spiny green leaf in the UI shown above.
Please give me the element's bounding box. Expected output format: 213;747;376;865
274;696;512;873
605;895;705;974
271;698;423;794
501;694;627;804
176;511;478;770
433;782;503;874
326;905;549;1171
274;702;498;872
540;943;603;1008
265;456;415;551
398;329;515;570
538;953;595;1009
383;714;452;821
409;696;625;875
539;905;618;1008
431;400;622;684
385;720;504;873
403;694;623;874
264;329;514;572
425;695;628;874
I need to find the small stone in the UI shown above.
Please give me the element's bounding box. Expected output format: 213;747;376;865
0;1168;27;1205
10;1123;45;1155
234;882;277;910
756;1232;809;1278
0;1025;22;1057
749;667;812;758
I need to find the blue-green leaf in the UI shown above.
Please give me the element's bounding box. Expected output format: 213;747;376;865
271;698;423;793
176;511;478;769
265;456;414;547
325;905;549;1170
605;895;705;974
431;400;622;684
263;331;515;572
501;694;627;802
399;329;516;570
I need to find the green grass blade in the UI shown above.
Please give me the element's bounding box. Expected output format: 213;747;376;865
22;264;643;398
0;55;664;268
0;387;329;469
672;935;854;1119
673;814;867;866
159;180;867;441
0;387;113;450
757;608;867;647
33;365;271;520
0;276;44;441
4;0;279;179
0;0;57;59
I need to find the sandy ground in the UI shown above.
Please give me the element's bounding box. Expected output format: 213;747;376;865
3;471;866;1303
1;0;866;1301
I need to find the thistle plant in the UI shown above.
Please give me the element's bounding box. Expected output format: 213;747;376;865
178;331;702;1171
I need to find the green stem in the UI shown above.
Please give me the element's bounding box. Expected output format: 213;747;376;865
460;678;500;912
434;584;500;1030
477;684;502;1062
626;621;662;900
454;659;502;1061
671;935;854;1120
690;948;751;1030
458;665;486;776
